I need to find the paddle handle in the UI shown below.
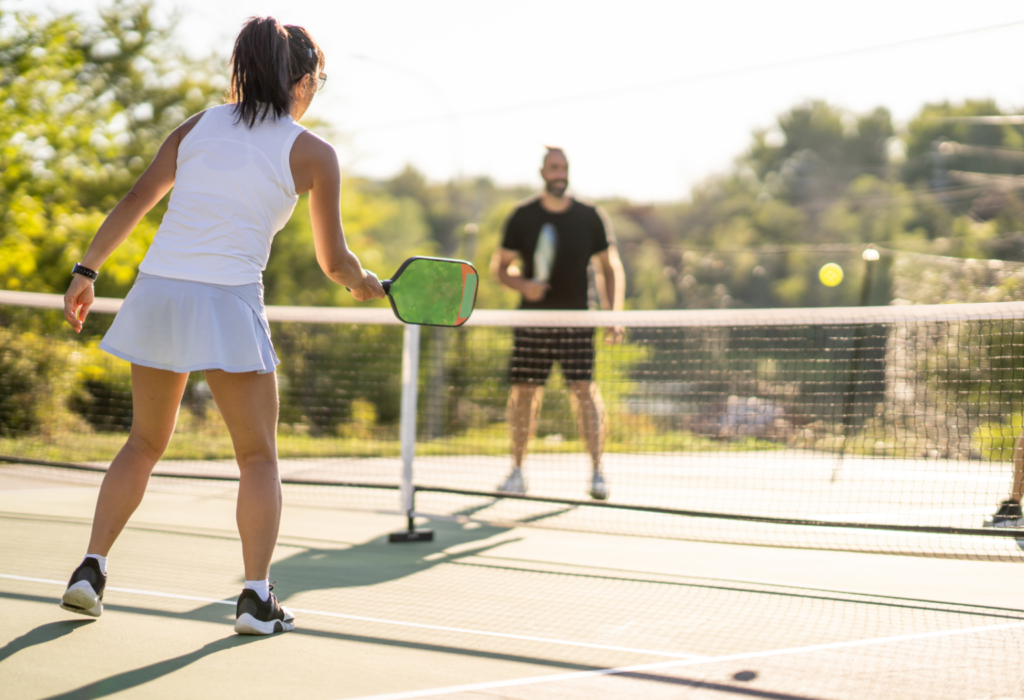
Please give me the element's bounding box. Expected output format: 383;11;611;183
345;279;392;294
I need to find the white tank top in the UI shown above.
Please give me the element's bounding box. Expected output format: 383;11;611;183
139;104;306;285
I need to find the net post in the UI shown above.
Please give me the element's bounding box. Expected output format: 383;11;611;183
390;323;433;543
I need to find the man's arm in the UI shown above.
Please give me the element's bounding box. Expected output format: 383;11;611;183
592;246;625;311
491;247;549;302
592;246;625;344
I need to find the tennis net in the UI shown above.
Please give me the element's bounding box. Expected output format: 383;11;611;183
2;290;1024;560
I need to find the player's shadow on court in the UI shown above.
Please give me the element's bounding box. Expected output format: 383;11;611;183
268;502;570;599
188;501;571;624
0;619;93;664
38;636;264;700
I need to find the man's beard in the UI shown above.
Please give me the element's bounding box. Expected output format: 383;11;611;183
545;179;568;197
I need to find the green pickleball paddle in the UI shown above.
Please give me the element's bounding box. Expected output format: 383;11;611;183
382;257;478;327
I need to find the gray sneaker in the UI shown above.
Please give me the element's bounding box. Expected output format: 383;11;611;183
498;469;526;494
589;472;609;501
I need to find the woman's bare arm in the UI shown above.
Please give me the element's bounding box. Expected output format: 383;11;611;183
290;131;384;301
64;113;202;331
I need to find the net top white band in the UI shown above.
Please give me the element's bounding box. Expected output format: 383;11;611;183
3;289;1024;327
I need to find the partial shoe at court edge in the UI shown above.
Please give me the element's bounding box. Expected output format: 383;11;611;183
984;500;1023;528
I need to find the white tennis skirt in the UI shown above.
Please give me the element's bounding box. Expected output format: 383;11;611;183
99;272;279;374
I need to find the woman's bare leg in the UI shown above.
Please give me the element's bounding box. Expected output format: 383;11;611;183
204;369;280;581
86;365;188;555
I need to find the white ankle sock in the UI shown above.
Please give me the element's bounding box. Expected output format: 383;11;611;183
84;554;107;576
244;579;270;602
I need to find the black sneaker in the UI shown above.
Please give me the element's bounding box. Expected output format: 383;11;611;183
986;500;1023;528
234;584;295;635
60;558;106;618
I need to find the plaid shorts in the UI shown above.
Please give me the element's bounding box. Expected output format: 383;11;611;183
508;327;596;385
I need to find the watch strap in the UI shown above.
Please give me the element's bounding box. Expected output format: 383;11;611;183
71;263;98;281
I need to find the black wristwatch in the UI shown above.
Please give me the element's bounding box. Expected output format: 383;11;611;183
71;262;99;281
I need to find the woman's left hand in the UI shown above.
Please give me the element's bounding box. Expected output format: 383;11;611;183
64;275;95;333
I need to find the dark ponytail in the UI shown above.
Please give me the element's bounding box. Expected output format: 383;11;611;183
228;17;325;128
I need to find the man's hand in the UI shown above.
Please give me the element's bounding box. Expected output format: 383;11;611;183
605;325;624;345
349;270;386;302
521;279;550;302
64;275;95;333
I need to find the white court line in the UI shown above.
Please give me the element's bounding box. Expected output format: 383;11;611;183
0;573;705;660
342;619;1024;700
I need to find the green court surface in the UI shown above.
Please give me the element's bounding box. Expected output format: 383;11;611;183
2;465;1023;700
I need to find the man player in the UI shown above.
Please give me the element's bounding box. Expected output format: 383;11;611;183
491;147;625;500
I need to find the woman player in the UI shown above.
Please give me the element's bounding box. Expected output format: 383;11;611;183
58;16;384;634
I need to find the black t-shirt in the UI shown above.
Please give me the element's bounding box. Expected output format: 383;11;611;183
501;197;612;310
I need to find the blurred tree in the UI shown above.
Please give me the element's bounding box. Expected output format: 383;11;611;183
0;1;224;296
381;166;529;256
9;2;1024;316
900;100;1024;252
748;101;894;210
263;179;435;307
820;176;915;244
902;99;1024;185
603;98;1024;310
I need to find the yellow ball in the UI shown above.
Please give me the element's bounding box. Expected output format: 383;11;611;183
819;263;843;287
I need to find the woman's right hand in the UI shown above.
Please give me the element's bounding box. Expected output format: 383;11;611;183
349;269;386;302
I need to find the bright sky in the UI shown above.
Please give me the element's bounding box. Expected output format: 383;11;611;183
14;0;1024;202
